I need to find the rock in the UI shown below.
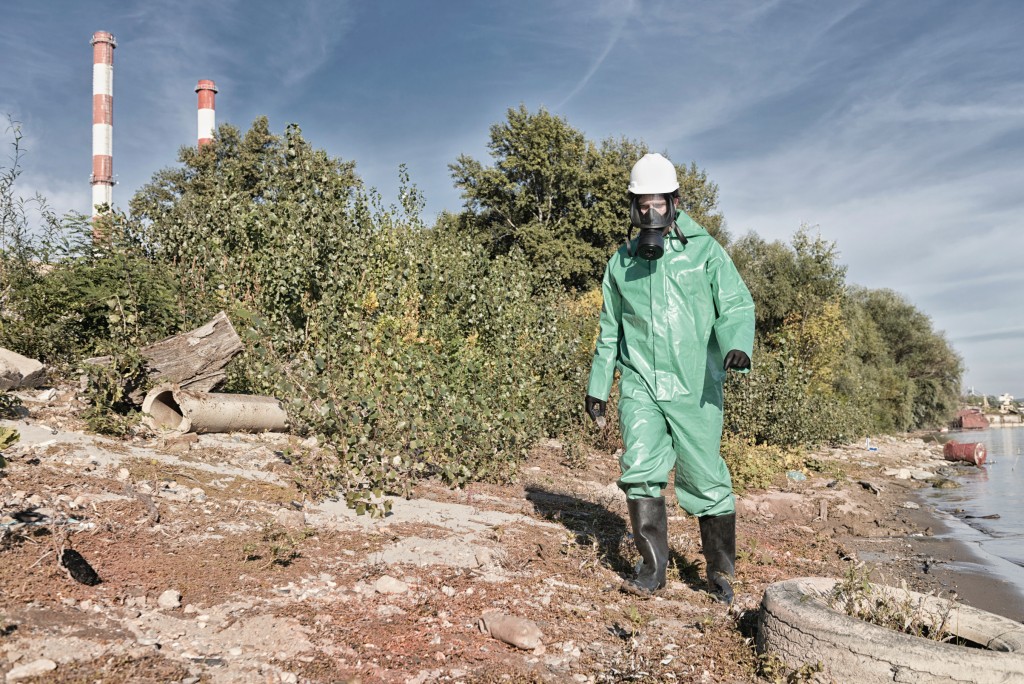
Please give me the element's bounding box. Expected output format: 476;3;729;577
479;612;545;652
884;468;912;480
5;658;57;681
0;348;46;390
475;548;494;568
902;501;920;509
374;575;409;595
162;433;198;454
932;478;960;489
909;469;934;481
275;509;306;530
158;589;182;609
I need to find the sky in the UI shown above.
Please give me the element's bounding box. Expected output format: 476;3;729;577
2;0;1022;397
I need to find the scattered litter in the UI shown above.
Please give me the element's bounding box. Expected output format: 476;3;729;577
785;470;806;482
61;548;101;585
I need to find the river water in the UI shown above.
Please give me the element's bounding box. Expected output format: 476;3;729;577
923;427;1024;595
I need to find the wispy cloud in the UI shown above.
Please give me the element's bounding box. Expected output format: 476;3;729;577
554;0;636;110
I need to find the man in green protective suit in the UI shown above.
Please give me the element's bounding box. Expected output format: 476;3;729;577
584;153;755;603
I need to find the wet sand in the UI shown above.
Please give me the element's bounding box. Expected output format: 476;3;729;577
902;503;1024;622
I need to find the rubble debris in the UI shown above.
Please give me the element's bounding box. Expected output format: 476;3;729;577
61;548;101;585
479;611;545;652
158;589;182;609
5;658;57;681
81;311;243;402
374;575;409;595
0;347;46;390
141;384;289;435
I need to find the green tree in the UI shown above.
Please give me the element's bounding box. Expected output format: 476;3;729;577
850;287;963;429
729;225;847;335
450;105;726;290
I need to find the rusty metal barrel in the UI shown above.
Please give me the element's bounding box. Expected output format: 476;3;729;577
943;440;987;466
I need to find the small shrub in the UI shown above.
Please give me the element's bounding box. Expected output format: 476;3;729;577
721;433;802;491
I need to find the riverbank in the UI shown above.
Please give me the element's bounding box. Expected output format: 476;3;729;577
1;387;1020;682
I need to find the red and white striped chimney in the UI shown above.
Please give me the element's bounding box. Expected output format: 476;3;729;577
90;31;116;216
196;79;218;147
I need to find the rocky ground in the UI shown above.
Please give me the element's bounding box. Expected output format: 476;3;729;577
0;385;1010;683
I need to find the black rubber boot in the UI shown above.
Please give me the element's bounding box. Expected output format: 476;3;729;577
698;512;736;604
622;496;669;596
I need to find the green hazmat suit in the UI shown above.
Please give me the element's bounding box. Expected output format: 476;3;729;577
587;212;755;517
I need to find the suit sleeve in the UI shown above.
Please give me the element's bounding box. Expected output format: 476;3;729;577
708;244;755;372
586;261;622;400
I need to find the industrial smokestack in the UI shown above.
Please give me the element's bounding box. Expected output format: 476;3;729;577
196;79;218;147
90;31;116;221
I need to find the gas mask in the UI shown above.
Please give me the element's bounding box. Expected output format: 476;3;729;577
629;193;682;260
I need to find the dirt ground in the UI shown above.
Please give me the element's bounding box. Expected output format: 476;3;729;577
0;385;1017;683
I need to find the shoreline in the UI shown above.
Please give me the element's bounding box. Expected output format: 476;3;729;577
794;433;1024;624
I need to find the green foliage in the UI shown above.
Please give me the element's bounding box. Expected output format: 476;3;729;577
725;226;961;445
726;299;867;447
0;206;181;366
0;425;19;468
850;287;963;430
132;118;593;514
0;393;22;419
720;433;802;491
80;347;148;436
449;105;727;291
730;226;847;335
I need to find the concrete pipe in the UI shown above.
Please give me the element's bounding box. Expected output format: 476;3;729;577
141;384;289;434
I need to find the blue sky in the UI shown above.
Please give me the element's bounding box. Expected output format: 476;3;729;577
2;1;1023;397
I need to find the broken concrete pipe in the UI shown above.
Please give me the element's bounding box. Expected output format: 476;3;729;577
141;384;289;435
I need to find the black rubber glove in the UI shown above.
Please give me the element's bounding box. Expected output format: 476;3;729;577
723;349;751;371
585;395;607;427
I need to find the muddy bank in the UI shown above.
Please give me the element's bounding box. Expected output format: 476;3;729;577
0;387;1020;683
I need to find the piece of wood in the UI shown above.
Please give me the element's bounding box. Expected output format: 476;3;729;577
82;311;243;402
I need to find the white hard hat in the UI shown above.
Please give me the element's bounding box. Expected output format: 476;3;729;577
628;153;679;195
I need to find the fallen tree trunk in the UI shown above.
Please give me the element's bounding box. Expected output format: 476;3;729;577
81;311;243;403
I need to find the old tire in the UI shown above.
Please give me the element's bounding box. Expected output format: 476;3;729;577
757;577;1024;683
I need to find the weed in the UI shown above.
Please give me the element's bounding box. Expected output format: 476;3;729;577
828;563;957;642
0;393;22;419
757;651;824;683
242;521;314;569
0;425;18;468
